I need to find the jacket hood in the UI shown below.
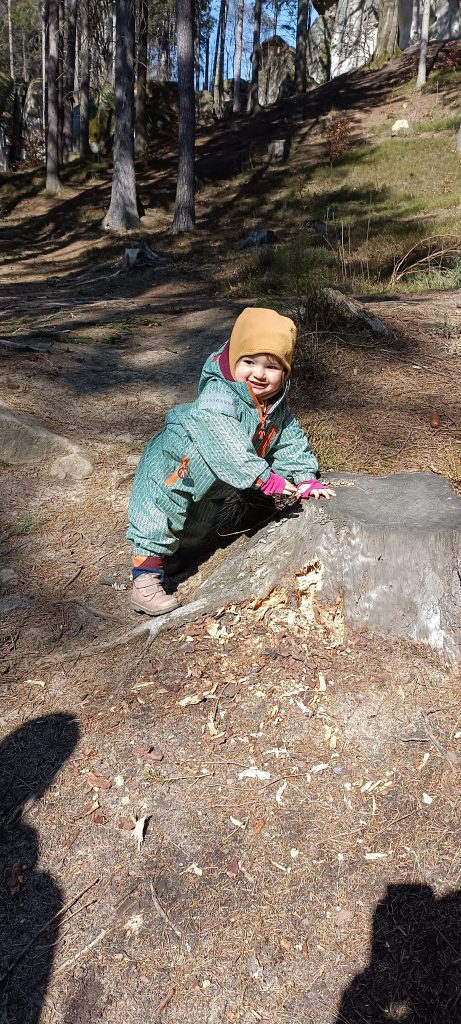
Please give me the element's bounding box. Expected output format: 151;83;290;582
198;341;290;411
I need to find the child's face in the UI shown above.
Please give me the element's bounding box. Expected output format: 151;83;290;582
234;353;285;401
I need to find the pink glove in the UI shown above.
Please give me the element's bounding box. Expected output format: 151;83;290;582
257;472;287;496
297;479;323;497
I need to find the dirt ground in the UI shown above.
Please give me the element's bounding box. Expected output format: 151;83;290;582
1;46;461;1024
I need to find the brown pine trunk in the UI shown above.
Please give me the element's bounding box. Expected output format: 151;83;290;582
233;0;244;113
294;0;309;93
135;0;148;157
213;0;228;118
247;0;262;113
173;0;195;233
103;0;140;231
46;0;61;194
204;32;210;90
57;0;64;165
79;0;90;157
63;0;78;158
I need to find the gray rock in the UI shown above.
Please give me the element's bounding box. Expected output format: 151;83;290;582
0;595;31;613
0;568;18;586
237;230;277;251
0;403;93;480
49;452;93;481
391;118;411;137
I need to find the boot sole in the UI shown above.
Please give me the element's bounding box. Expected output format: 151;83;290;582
131;601;179;616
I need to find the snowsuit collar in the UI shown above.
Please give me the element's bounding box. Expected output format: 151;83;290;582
198;341;290;418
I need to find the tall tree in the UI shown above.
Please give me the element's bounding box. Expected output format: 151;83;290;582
135;0;148;156
233;0;244;112
79;0;90;156
173;0;195;233
374;0;399;60
63;0;78;158
416;0;430;90
247;0;262;113
104;0;140;230
294;0;309;93
46;0;61;194
213;0;228;117
7;0;15;79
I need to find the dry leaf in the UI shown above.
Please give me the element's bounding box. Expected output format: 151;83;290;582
364;852;388;861
133;814;150;851
280;937;291;951
302;939;310;960
252;818;266;834
318;673;327;692
86;771;112;790
430;410;441;429
179;681;218;707
181;862;203;876
226;856;240;879
118;816;135;830
310;763;329;774
93;811;108;825
230;816;246;829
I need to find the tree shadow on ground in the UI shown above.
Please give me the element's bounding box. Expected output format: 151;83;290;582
0;713;80;1023
336;883;461;1024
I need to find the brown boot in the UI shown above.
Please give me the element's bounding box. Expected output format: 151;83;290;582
131;573;179;616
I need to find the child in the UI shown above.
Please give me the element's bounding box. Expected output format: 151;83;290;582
127;307;335;615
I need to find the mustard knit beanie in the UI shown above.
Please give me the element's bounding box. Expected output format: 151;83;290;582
228;307;297;378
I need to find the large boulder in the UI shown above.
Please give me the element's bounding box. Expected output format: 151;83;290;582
258;36;295;105
329;0;379;78
0;404;93;481
399;0;460;48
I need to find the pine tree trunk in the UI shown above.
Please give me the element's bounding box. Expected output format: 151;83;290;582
247;0;262;113
374;0;399;60
22;30;28;80
195;5;201;90
233;0;244;112
294;0;309;93
416;0;430;89
103;0;140;231
79;0;90;157
204;32;209;90
63;0;77;158
172;0;195;234
135;0;148;157
7;0;15;81
57;0;64;165
42;0;48;131
213;0;228;117
46;0;61;194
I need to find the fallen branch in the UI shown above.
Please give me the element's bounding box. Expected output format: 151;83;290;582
150;882;182;940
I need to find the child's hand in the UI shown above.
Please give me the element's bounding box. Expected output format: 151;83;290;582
296;481;336;500
283;480;300;497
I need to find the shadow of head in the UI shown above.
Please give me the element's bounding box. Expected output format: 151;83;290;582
0;713;80;826
337;883;461;1024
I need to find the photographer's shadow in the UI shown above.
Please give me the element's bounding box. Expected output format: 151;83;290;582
336;883;461;1024
0;713;80;1023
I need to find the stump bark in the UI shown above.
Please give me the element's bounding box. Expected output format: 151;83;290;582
189;472;461;664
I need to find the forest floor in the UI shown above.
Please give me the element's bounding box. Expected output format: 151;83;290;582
0;43;460;1024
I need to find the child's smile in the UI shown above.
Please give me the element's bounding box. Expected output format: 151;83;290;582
234;353;285;401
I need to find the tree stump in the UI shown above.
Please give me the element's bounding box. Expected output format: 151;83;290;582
195;473;461;664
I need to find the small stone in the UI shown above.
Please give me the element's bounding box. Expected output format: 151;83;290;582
391;118;411;137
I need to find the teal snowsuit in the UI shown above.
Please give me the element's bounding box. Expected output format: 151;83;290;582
127;343;318;558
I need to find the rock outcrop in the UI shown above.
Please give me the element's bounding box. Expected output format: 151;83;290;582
0;403;93;481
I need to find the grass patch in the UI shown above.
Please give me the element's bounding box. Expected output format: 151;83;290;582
4;514;45;539
412;115;460;135
235;136;461;297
